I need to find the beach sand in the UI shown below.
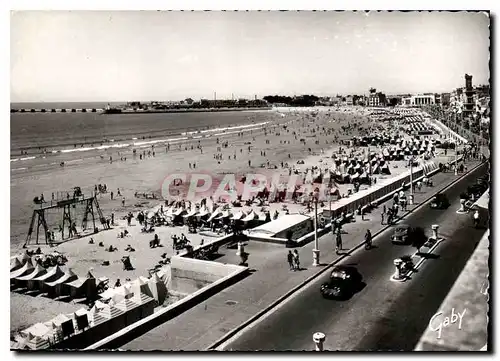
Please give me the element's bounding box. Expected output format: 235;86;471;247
10;106;448;332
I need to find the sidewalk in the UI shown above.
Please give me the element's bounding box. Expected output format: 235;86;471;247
123;159;482;351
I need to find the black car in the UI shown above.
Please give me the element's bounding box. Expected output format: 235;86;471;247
320;266;363;300
391;224;426;245
430;193;450;209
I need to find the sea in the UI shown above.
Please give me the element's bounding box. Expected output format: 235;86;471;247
10;102;273;163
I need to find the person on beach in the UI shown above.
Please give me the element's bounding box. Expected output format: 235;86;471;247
287;250;294;271
111;191;114;200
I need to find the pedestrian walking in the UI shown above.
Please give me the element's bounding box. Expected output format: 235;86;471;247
381;212;385;225
287;250;294;271
336;229;342;254
293;250;300;271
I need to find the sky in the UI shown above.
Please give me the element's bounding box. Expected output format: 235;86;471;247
10;11;490;102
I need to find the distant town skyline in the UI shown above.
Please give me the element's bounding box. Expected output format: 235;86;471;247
11;11;490;102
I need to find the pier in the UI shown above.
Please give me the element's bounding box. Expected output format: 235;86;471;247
11;108;101;113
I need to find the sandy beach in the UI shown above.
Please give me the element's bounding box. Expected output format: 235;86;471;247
10;107;377;250
11;106;450;334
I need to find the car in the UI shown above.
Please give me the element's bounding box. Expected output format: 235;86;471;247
390;224;426;245
320;266;363;300
430;193;450;209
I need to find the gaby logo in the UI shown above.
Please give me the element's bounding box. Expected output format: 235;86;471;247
428;308;467;339
160;170;337;202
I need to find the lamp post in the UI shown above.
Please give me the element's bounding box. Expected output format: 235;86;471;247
409;156;414;205
329;186;334;235
312;189;320;267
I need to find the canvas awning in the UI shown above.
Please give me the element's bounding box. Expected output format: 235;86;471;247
197;207;210;217
183;208;198;218
173;208;186;216
66;270;95;289
257;212;268;221
10;258;22;272
207;210;221;222
16;264;46;281
231;210;247;220
242;211;257;222
33;265;64;282
216;210;231;219
45;268;78;287
10;259;34;279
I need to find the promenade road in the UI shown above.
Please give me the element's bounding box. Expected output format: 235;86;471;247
122;158;484;351
218;162;488;351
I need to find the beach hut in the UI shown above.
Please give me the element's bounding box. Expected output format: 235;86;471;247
45;268;78;297
32;265;65;292
26;335;51;350
15;263;47;288
114;287;142;326
96;303;126;334
130;277;154;300
10;258;34;280
66;270;97;300
147;272;168;306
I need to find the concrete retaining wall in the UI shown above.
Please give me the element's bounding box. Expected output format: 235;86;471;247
85;260;248;350
170;256;244;294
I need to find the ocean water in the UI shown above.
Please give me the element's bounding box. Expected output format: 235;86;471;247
10;104;271;157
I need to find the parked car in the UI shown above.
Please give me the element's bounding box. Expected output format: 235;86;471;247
430;193;450;209
391;224;426;245
320;266;363;300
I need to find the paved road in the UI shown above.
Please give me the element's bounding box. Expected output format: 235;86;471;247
121;159;481;351
219;163;488;351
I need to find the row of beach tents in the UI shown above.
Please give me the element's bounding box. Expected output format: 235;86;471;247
11;277;162;350
11;256;170;350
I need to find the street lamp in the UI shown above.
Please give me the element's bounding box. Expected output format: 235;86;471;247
328;186;334;235
409;155;414;205
312;189;320;267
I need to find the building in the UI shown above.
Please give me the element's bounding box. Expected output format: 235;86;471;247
411;94;435;106
463;74;475;118
367;88;387;107
346;95;354;106
441;93;451;107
